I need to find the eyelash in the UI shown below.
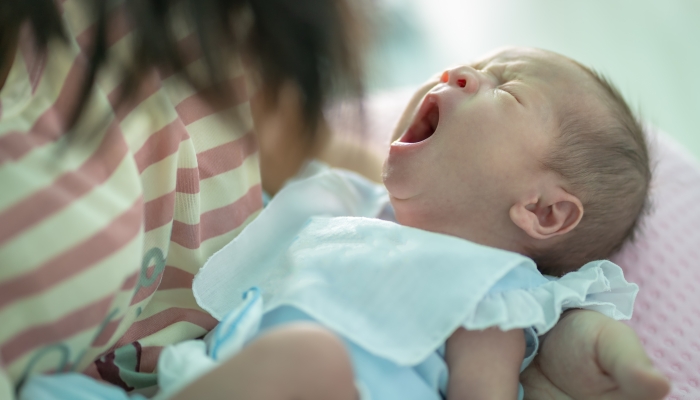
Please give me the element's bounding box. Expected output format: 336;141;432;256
497;85;521;105
484;65;522;105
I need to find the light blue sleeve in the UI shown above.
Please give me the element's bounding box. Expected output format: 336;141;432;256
19;374;147;400
521;327;539;372
517;327;539;400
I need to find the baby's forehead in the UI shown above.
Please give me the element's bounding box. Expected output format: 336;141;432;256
475;47;580;81
477;47;609;128
481;47;601;106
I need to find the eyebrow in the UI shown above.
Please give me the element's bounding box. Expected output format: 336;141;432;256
475;57;524;76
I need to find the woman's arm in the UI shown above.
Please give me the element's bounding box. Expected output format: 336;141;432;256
168;324;357;400
445;327;525;400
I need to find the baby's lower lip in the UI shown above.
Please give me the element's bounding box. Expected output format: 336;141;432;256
389;131;430;157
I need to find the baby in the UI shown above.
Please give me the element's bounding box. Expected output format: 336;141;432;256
166;47;650;400
385;46;649;277
379;46;651;398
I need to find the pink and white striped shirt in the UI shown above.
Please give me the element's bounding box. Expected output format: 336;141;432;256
0;0;262;395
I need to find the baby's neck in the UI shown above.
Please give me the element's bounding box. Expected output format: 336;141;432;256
394;208;529;256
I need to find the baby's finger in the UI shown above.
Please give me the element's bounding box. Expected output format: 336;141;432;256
596;321;670;400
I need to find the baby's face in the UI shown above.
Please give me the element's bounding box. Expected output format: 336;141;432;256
383;47;594;247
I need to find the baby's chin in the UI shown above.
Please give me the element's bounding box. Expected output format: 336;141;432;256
387;195;423;226
382;165;416;202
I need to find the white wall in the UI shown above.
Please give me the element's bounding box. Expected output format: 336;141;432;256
367;0;700;159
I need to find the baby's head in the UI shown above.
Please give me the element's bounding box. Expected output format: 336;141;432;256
383;47;650;276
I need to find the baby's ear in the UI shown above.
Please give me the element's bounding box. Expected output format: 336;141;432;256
509;188;583;240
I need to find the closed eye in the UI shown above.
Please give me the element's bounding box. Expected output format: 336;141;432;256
497;85;522;105
486;65;523;105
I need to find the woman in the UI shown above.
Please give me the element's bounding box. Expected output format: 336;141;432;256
0;1;668;398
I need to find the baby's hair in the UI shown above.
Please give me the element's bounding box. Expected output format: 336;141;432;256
532;63;651;276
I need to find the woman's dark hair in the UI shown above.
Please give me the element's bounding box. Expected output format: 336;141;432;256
0;0;367;136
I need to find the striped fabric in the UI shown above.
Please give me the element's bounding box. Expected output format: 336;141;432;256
0;0;262;395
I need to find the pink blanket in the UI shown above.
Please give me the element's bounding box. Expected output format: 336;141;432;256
611;130;700;400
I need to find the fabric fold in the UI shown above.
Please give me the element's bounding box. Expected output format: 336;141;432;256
464;260;637;333
194;167;390;321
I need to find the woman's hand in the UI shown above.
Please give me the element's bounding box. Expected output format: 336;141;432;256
252;79;385;192
520;309;670;400
251;81;318;196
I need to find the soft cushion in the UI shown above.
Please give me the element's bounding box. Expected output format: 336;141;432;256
330;89;700;399
611;131;700;400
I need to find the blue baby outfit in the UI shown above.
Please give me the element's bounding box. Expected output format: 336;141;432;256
19;163;638;400
184;163;637;400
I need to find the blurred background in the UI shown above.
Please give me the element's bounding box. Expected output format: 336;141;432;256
365;0;700;160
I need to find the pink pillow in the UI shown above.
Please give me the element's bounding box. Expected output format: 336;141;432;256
611;130;700;400
331;90;700;399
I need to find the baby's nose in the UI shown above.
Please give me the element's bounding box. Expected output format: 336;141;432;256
441;66;481;94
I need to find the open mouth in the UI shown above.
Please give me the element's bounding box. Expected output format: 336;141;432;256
399;95;440;144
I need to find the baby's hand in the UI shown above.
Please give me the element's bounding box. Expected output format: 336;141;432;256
520;309;670;400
